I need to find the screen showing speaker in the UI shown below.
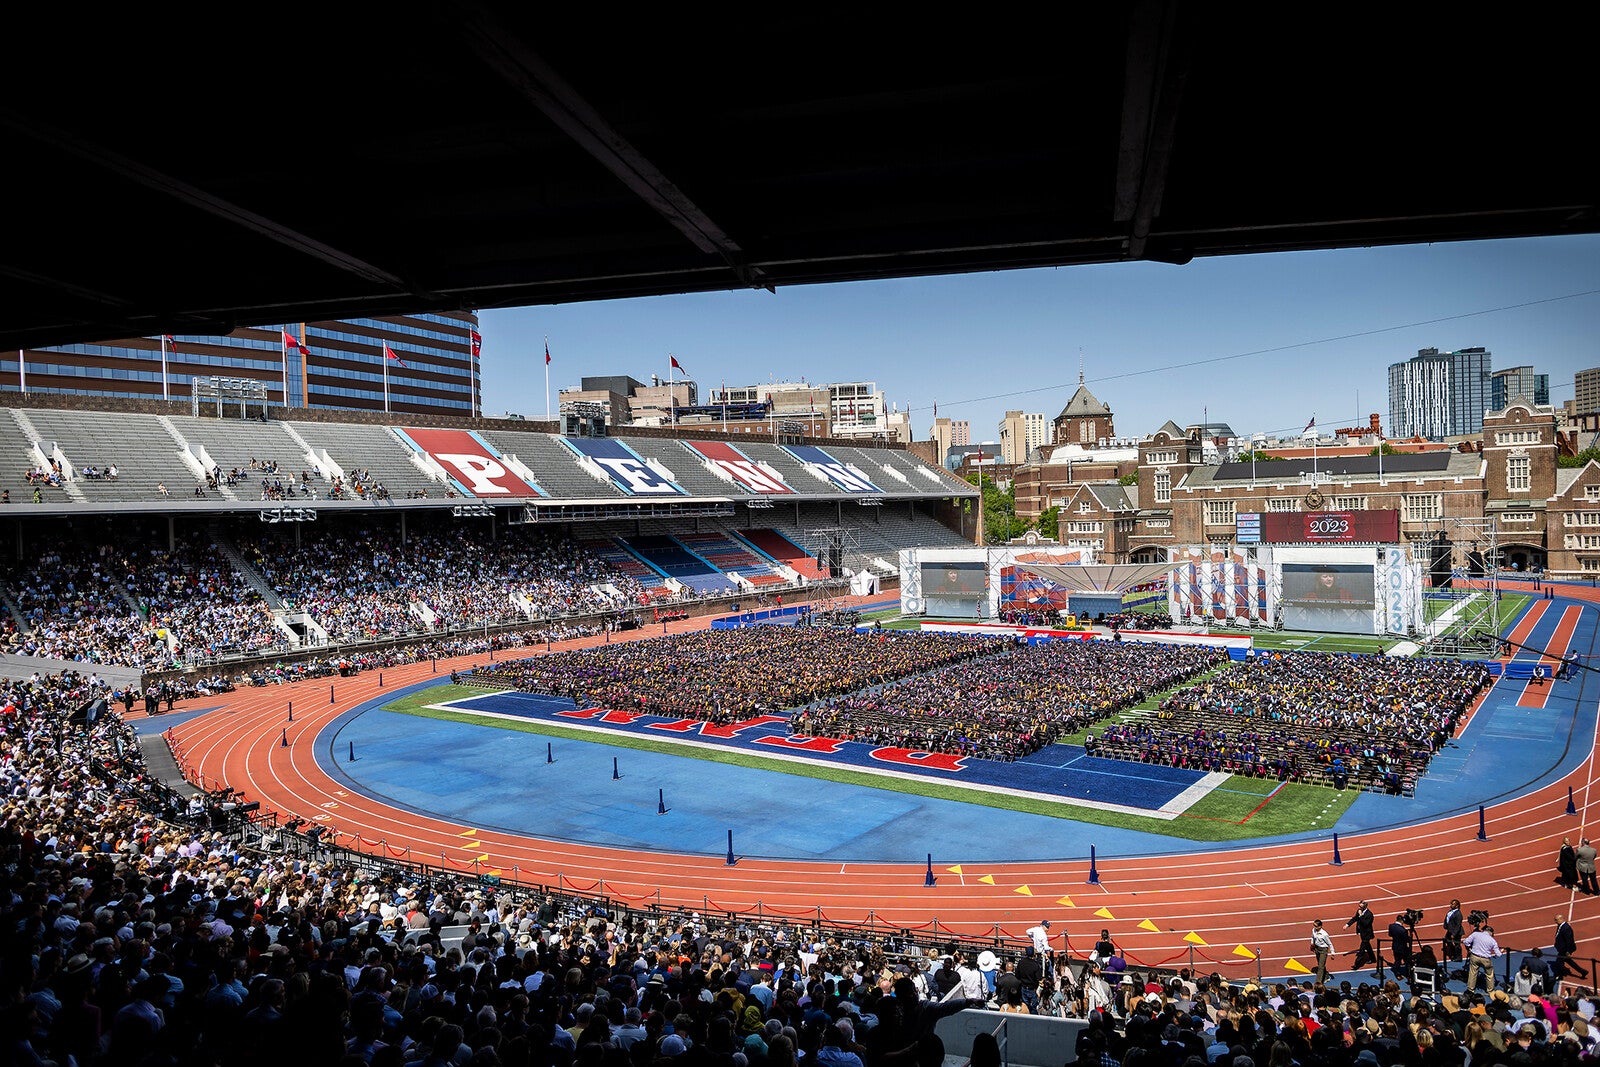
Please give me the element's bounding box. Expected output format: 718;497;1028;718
921;561;987;596
1280;563;1376;609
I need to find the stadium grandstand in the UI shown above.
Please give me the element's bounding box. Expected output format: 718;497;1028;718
0;399;976;676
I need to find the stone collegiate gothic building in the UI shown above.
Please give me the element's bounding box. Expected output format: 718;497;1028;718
1057;397;1600;576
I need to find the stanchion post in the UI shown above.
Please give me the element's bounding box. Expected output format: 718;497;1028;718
726;830;736;866
612;757;620;780
924;854;936;887
1087;845;1100;884
280;728;288;747
330;684;335;704
287;701;293;722
1477;804;1489;841
1330;833;1343;866
1569;787;1578;816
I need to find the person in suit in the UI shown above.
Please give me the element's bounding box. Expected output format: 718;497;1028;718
1443;900;1465;964
1554;915;1588;987
1578;839;1599;894
1388;914;1414;979
1346;901;1376;971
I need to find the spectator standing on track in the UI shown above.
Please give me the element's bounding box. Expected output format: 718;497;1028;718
1578;838;1599;894
1310;919;1334;983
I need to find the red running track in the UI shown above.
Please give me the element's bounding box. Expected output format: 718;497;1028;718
164;590;1600;978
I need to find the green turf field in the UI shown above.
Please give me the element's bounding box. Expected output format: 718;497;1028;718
380;684;1358;842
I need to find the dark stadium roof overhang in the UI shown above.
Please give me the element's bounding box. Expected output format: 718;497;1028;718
1;5;1594;352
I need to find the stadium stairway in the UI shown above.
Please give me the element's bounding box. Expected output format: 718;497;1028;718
622;535;736;594
482;430;627;499
207;527;287;612
168;416;319;498
8;409;86;502
23;410;200;503
288;422;441;498
158;416;238;501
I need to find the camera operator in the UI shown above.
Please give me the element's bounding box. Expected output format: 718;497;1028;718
1389;909;1420;980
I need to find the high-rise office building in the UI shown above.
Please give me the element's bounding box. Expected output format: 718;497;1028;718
1490;365;1550;410
1575;368;1600;417
1387;346;1492;439
997;410;1048;464
6;311;481;416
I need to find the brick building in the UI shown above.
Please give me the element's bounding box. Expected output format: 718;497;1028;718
1052;376;1115;447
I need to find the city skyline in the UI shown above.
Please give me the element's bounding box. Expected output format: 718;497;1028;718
479;233;1600;444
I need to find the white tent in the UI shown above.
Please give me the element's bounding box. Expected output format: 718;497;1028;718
850;570;880;597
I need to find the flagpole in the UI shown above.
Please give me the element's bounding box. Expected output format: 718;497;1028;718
160;335;170;401
17;349;24;394
282;326;290;407
669;354;676;426
721;379;727;433
544;335;551;422
382;341;391;414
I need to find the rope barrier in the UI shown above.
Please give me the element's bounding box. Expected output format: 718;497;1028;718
757;903;816;917
607;887;656;903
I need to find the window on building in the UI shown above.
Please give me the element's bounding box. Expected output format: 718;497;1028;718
1266;497;1296;512
1585;558;1600;573
1587;485;1600;502
1501;511;1537;523
1147;450;1177;465
1507;456;1530;492
1571;511;1600;527
1080;421;1093;443
1333;496;1367;511
1404;494;1442;522
1154;469;1171;504
1068;521;1104;534
1078;501;1092;514
1205;500;1236;526
1144;518;1171;529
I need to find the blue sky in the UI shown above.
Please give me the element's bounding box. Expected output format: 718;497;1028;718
480;234;1600;444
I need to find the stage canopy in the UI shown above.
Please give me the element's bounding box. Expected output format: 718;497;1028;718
1009;561;1171;594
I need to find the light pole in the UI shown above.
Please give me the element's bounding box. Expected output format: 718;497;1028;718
1250;433;1266;489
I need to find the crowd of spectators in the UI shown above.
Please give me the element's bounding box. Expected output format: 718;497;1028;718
793;639;1225;761
473;628;996;721
120;543;288;662
1087;651;1490;791
236;526;659;644
0;541;167;669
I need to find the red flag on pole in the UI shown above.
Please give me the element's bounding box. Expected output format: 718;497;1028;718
383;344;408;369
282;329;308;354
670;354;684;373
163;334;177;352
469;330;482;359
545;342;552;366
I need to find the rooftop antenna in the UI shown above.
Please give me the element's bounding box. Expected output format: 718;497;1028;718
1078;348;1085;386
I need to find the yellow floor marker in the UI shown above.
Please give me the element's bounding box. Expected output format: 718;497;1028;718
947;865;964;875
978;874;996;885
1284;958;1312;974
461;840;482;850
1138;919;1160;933
1094;906;1115;920
460;829;478;837
1056;896;1076;908
1014;885;1033;896
1232;945;1258;959
1183;932;1208;946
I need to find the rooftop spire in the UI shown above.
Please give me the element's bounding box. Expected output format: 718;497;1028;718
1078;347;1085;386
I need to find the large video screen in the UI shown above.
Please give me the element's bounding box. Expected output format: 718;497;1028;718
1280;563;1376;610
921;561;987;597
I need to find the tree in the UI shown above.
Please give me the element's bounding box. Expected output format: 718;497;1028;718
1560;447;1600;469
964;473;1029;543
1367;443;1400;456
1118;472;1139;485
1036;505;1061;536
1235;450;1285;463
